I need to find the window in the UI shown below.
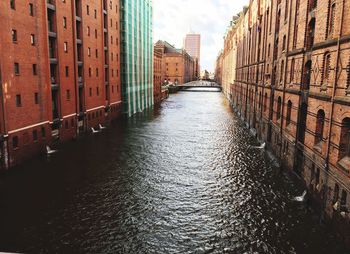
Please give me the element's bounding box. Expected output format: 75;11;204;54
96;68;99;77
34;92;39;104
285;0;289;20
282;35;286;51
33;130;38;141
286;100;292;126
95;29;97;38
264;93;268;112
64;42;68;52
87;26;90;36
315;110;325;145
339;118;350;159
63;17;67;28
41;126;46;138
87;5;90;15
88;47;91;56
29;3;34;16
280;60;284;83
31;34;35;45
16;94;22;107
95;49;98;58
276;97;282;120
323;52;331;83
14;62;20;75
65;66;69;77
94;9;97;19
89;67;92;77
96;87;99;96
66;89;70;100
89;87;92;96
10;0;15;10
290;58;295;82
327;2;336;38
32;64;37;75
12;136;19;149
12;29;17;42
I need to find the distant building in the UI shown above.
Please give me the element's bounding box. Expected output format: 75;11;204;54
184;34;201;78
153;47;163;104
120;0;153;116
215;51;223;85
155;41;196;85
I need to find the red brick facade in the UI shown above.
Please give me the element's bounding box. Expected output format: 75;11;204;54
220;0;350;242
153;47;163;104
0;0;121;169
155;40;196;85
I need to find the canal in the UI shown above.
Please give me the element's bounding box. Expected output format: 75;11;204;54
0;88;349;253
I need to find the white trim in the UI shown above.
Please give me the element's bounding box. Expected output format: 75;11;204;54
62;113;76;119
86;105;105;112
110;100;122;106
8;121;50;135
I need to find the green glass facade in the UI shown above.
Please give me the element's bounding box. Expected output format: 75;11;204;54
121;0;153;116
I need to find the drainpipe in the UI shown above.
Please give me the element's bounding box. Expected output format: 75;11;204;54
325;0;345;170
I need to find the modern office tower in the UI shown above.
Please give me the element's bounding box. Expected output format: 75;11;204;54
0;0;121;169
120;0;153;116
184;33;200;76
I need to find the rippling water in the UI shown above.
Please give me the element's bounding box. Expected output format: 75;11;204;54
0;88;349;253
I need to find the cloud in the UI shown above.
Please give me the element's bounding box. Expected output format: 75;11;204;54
153;0;249;72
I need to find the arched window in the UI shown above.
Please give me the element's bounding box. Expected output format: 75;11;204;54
286;100;292;126
333;183;339;204
276;97;282;120
323;52;331;83
339;118;350;159
290;58;295;82
307;18;315;50
340;190;347;210
315;110;325;145
282;35;286;51
285;0;289;20
327;2;336;38
280;60;284;83
264;93;268;112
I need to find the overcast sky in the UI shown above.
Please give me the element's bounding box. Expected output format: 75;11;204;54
153;0;249;72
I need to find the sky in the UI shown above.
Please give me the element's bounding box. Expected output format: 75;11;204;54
153;0;250;72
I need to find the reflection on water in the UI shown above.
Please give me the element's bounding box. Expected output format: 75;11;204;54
0;90;349;253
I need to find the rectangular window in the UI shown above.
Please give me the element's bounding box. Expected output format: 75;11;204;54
95;49;98;58
96;87;99;96
64;42;68;52
29;3;34;16
12;136;19;149
89;67;92;77
14;62;20;75
88;47;91;56
32;64;37;75
87;26;90;36
41;126;46;137
96;68;99;77
63;17;67;28
16;94;21;107
89;87;92;96
87;5;89;15
95;29;97;38
65;66;69;77
33;130;38;141
10;0;15;10
34;92;39;104
31;34;35;45
94;10;97;19
12;29;17;42
66;89;70;100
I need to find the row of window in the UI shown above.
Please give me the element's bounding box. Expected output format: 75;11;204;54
12;127;46;149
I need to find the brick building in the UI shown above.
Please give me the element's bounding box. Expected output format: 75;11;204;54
220;0;350;242
0;0;121;168
153;47;163;104
215;50;223;86
155;40;196;85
